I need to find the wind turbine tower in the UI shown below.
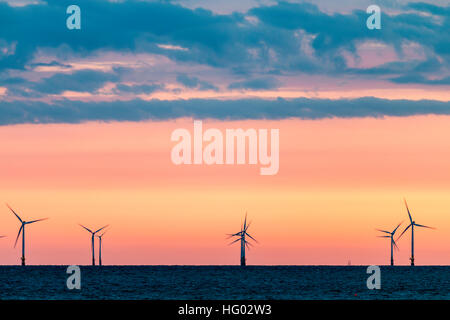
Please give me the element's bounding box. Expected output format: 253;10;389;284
79;224;108;266
376;222;402;266
397;199;435;266
228;213;257;266
96;229;109;266
6;204;48;266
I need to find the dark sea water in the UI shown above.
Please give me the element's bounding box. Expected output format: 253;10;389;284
0;266;448;300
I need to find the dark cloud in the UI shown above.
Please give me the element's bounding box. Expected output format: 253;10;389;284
347;58;444;76
390;75;450;85
115;83;164;94
176;74;219;91
0;69;118;97
0;0;447;86
1;97;449;125
407;2;450;15
176;74;200;88
32;69;118;94
228;77;280;90
0;74;42;97
0;76;28;85
250;2;448;56
0;0;246;70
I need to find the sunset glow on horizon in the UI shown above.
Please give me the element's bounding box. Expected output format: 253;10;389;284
0;0;449;269
1;116;449;265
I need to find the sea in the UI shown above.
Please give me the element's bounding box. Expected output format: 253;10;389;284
0;266;448;300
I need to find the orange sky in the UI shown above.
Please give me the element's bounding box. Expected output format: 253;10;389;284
0;116;449;265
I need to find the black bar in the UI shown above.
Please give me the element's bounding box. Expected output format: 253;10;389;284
0;300;449;318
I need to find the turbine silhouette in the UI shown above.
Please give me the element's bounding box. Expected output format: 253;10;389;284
376;221;402;266
227;212;257;266
96;228;109;266
397;199;435;266
6;204;48;266
79;224;108;266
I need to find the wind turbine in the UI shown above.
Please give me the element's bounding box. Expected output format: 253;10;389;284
79;224;108;266
96;228;109;266
376;221;402;266
397;199;435;266
6;204;48;266
227;213;257;266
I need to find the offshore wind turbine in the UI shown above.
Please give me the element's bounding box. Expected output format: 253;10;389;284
376;221;402;266
397;199;435;266
227;213;257;266
6;204;48;266
96;228;109;266
79;224;108;266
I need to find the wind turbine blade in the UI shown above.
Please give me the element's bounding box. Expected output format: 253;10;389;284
396;224;411;241
228;238;241;246
14;225;23;248
414;223;435;229
393;239;399;251
98;228;110;238
377;235;390;238
99;229;109;237
26;218;49;224
227;232;241;238
245;232;258;243
6;204;23;223
79;224;93;233
94;224;109;234
404;199;413;223
376;229;391;234
245;221;251;232
243;212;247;232
0;235;6;238
244;239;252;249
392;221;403;235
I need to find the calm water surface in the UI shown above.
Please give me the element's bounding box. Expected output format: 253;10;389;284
0;266;448;300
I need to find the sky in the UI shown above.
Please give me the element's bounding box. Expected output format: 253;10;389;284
0;0;449;265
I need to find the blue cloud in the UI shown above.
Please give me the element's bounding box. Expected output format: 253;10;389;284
0;0;447;87
1;97;449;125
228;77;280;90
390;75;450;85
176;74;219;91
114;83;164;94
407;2;450;15
32;69;118;94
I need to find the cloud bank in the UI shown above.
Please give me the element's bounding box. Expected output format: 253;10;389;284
0;1;448;85
0;0;448;124
1;97;449;125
